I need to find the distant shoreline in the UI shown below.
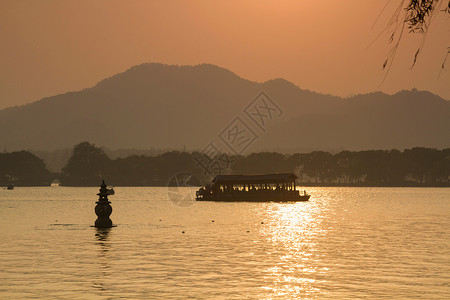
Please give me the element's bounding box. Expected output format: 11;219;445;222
5;184;449;188
2;144;449;188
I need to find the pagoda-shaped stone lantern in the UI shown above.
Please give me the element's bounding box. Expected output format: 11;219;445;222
94;180;113;228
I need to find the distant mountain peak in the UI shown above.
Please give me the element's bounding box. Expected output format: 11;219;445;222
263;78;297;87
393;88;444;100
93;62;250;91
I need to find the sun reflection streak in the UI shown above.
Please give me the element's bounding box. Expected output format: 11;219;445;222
259;198;329;298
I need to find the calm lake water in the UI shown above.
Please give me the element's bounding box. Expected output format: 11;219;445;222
0;187;449;299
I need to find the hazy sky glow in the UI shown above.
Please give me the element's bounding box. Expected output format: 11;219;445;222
0;0;449;109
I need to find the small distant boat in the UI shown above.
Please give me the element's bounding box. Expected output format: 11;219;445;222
196;173;310;202
107;187;115;195
50;179;61;187
7;183;14;190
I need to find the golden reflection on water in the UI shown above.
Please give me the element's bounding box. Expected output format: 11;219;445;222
260;200;328;299
1;187;448;299
93;228;112;293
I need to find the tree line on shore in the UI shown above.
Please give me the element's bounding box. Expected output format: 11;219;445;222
1;142;449;187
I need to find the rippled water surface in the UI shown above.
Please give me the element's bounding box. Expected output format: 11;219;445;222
0;187;449;299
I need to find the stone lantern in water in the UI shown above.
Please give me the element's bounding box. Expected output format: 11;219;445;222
95;180;113;228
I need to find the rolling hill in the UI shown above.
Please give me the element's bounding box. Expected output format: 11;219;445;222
1;63;449;153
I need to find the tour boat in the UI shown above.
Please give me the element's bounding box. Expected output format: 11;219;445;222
196;173;310;202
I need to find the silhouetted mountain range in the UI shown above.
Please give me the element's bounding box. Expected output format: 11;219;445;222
1;63;449;152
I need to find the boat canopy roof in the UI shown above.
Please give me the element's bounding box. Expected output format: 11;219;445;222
212;173;297;184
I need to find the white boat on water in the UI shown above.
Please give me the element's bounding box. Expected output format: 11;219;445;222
50;179;61;187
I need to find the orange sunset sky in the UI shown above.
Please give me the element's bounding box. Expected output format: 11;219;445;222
0;0;449;110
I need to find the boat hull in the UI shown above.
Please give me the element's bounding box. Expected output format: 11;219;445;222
196;194;310;202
